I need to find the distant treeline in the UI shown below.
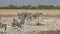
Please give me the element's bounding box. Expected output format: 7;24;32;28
0;5;60;9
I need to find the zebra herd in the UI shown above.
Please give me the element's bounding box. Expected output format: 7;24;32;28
0;12;43;33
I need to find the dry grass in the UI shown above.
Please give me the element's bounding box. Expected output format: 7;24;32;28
39;30;60;34
35;30;59;34
0;30;60;34
0;9;60;15
24;30;60;34
0;9;60;17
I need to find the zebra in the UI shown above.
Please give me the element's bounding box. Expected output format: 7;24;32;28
11;19;24;28
0;19;7;33
11;18;25;32
0;22;7;33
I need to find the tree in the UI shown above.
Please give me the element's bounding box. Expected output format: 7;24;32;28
7;5;17;9
37;4;44;9
0;7;2;9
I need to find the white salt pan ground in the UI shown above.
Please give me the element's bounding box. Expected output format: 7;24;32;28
0;17;60;33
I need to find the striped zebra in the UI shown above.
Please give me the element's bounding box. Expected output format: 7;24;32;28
0;22;7;33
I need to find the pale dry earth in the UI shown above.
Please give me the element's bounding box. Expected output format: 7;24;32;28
0;17;60;34
0;9;60;34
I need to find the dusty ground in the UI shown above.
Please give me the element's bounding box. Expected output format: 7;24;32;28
0;9;60;34
0;18;60;34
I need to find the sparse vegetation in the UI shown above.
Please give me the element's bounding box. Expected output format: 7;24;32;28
0;4;60;9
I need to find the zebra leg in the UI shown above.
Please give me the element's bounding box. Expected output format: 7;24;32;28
5;26;7;30
1;28;4;33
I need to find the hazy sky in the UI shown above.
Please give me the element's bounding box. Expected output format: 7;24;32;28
0;0;60;6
